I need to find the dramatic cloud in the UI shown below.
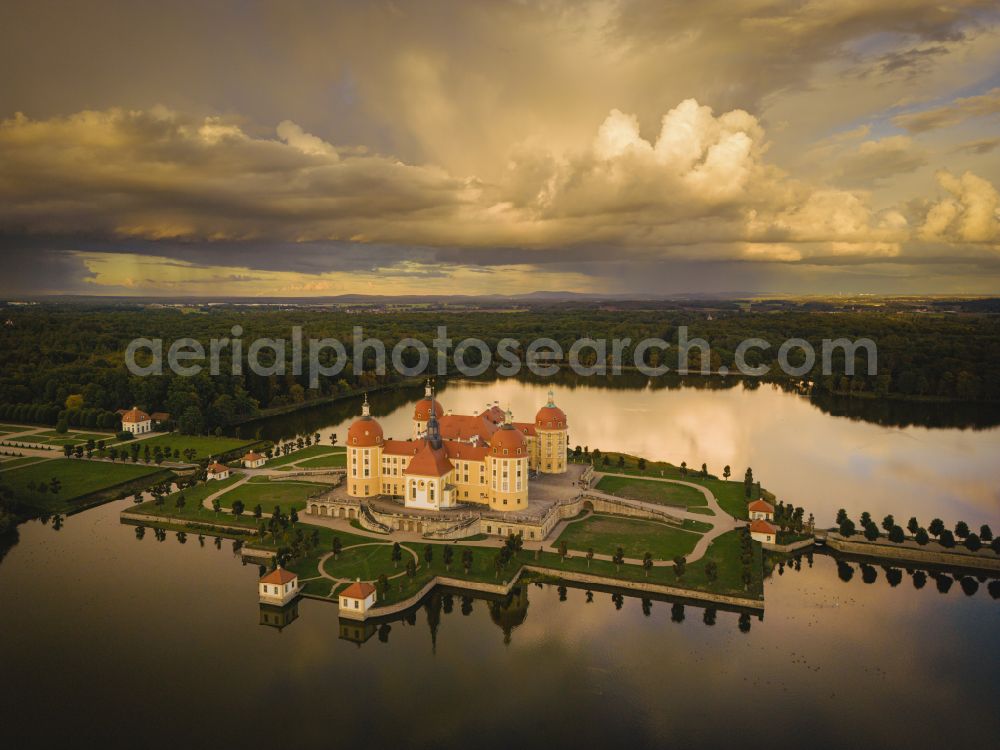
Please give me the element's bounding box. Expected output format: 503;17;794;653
920;170;1000;244
0;101;918;265
0;0;999;295
892;87;1000;133
834;136;928;186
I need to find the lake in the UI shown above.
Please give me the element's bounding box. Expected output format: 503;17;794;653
0;381;997;748
0;497;996;748
250;377;1000;530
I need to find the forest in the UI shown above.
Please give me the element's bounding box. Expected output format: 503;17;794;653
0;301;997;435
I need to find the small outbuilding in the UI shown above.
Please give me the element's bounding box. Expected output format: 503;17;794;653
339;579;377;620
259;566;299;606
750;518;778;544
243;451;266;469
206;462;230;481
748;499;775;521
121;406;152;435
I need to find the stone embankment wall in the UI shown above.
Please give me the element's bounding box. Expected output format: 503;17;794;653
120;511;255;536
826;534;1000;571
762;538;815;554
323;563;764;621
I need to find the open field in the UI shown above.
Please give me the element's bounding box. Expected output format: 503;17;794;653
268;445;344;469
293;453;346;469
2;430;120;448
3;459;172;513
0;456;49;471
132;473;247;524
580;452;775;520
216;477;328;514
322;544;403;581
133;434;255;461
554;514;702;561
595;475;708;509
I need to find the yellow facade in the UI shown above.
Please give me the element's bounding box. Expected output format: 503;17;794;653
347;445;381;497
537;428;567;474
344;390;567;511
487;454;528;511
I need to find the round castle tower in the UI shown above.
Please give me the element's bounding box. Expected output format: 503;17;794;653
413;379;444;438
487;408;529;511
534;390;568;474
346;394;383;498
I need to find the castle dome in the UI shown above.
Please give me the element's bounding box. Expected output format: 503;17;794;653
414;397;444;421
491;424;526;455
348;394;383;447
347;416;383;447
414;379;444;421
534;390;567;429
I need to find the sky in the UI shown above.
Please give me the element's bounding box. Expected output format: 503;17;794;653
1;0;999;297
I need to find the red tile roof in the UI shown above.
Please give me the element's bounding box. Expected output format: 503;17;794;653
490;424;526;454
382;439;420;457
404;442;454;477
121;407;150;424
413;397;444;421
207;462;229;474
260;567;297;585
150;412;171;422
243;452;264;462
512;421;537;437
748;499;774;513
347;415;383;447
535;404;567;429
442;440;488;461
750;519;777;534
479;405;507;424
340;581;376;600
438;414;498;442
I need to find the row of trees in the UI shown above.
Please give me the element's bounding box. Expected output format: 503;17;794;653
836;509;998;554
2;306;996;442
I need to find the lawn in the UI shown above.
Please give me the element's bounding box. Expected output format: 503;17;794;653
0;424;33;433
35;430;118;442
3;458;171;513
294;452;346;469
322;543;406;580
133;434;255;461
587;451;775;520
268;444;344;469
0;456;49;471
554;514;702;561
132;473;248;525
595;475;708;509
216;477;328;514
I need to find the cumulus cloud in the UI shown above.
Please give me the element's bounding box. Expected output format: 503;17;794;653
892;87;1000;133
920;170;1000;244
0;100;995;274
276;120;338;158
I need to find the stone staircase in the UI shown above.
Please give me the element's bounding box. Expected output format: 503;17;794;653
423;514;481;540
